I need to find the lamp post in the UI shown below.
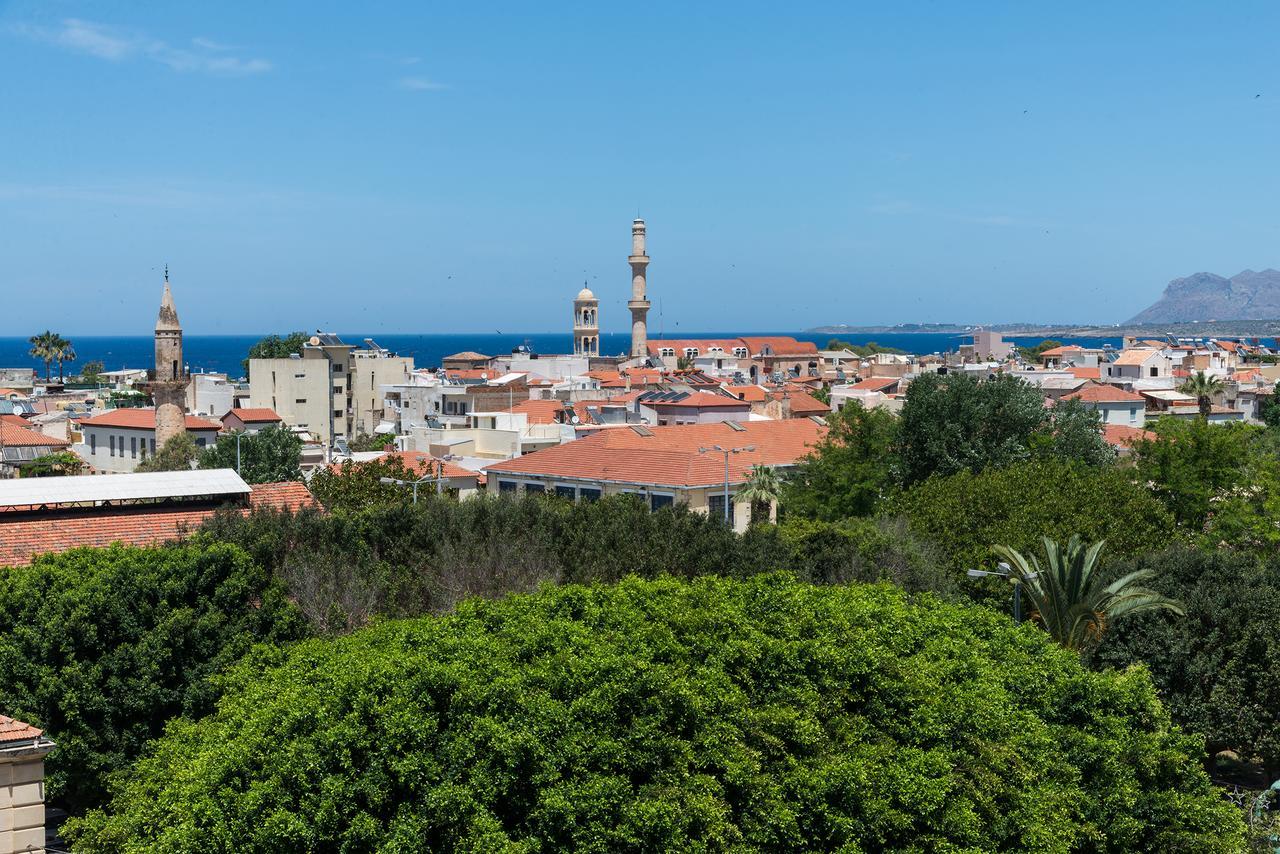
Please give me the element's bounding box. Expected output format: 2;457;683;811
697;444;755;524
379;453;459;504
966;561;1038;624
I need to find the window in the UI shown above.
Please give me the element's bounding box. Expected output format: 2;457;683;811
150;439;156;454
109;435;115;457
555;485;576;500
579;486;601;502
90;434;97;454
683;348;699;358
333;363;344;373
296;398;307;404
333;386;342;394
1149;365;1158;377
1129;407;1138;425
659;348;675;358
130;436;137;458
524;482;546;494
498;480;518;494
708;494;735;526
335;410;343;418
733;347;748;358
650;493;675;510
196;438;207;448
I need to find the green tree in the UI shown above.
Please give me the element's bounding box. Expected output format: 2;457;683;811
79;360;105;384
308;455;420;512
0;543;308;813
1091;547;1280;778
896;372;1047;485
1132;417;1260;529
810;385;830;405
1260;382;1280;429
347;432;396;452
782;401;899;520
27;330;58;381
242;331;309;379
736;463;781;525
21;451;84;477
993;535;1184;651
1017;339;1063;362
66;575;1242;851
51;334;76;381
135;432;199;472
675;354;695;370
198;425;303;483
1034;396;1116;467
883;458;1179;580
1179;370;1226;419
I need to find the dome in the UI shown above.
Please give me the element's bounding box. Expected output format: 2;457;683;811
576;287;596;301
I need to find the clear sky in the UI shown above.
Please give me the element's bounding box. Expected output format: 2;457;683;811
2;1;1279;334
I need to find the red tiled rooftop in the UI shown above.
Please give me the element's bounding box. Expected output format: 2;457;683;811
847;376;900;392
80;409;221;431
1066;366;1101;380
326;451;476;481
645;391;751;409
223;407;281;424
1103;424;1155;449
725;385;767;403
0;480;316;567
0;423;71;448
774;390;830;415
501;399;568;424
0;715;44;743
1063;383;1145;404
484;418;825;488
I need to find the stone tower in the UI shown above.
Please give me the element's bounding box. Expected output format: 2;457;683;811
573;283;600;357
151;267;189;450
628;218;651;358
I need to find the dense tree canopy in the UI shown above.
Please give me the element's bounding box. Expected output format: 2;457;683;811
883;459;1179;579
0;544;308;812
198;424;303;483
66;575;1242;852
1091;547;1280;778
782;401;899;520
134;432;199;473
241;331;309;378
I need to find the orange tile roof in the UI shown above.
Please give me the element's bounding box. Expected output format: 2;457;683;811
774;390;830;415
484;418;825;488
1038;345;1084;358
223;407;281;424
80;409;222;431
739;336;820;355
1113;348;1162;366
0;423;71;448
381;451;478;480
645;391;751;409
1066;366;1101;380
725;384;767;403
502;399;568;424
441;351;492;361
0;715;44;743
848;376;900;392
0;388;23;399
1063;383;1145;404
0;480;315;567
0;414;30;427
1103;424;1155;449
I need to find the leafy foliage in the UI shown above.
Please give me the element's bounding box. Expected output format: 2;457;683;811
134;431;199;472
883;459;1180;580
1018;338;1064;362
21;451;84;477
1091;547;1280;777
735;463;781;524
824;337;907;357
66;575;1242;852
1036;396;1117;467
78;359;105;384
782;401;899;520
994;536;1184;651
198;425;303;483
896;372;1082;486
1260;382;1280;429
1132;418;1264;530
776;515;956;595
0;543;308;813
1179;370;1227;418
347;432;396;452
308;455;421;512
241;331;308;379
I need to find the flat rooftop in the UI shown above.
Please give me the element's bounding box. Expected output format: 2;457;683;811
0;468;251;511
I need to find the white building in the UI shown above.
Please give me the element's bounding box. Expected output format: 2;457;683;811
76;409;221;473
1061;384;1146;427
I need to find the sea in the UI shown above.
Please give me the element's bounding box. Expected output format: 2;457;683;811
0;331;1128;378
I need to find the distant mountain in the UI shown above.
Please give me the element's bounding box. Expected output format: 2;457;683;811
1128;269;1280;323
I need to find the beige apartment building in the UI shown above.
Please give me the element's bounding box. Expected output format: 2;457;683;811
0;715;54;854
248;334;411;445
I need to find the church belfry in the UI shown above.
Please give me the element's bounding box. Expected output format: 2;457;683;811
573;283;600;357
150;266;190;449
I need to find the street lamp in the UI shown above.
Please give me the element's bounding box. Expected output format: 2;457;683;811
379;454;459;504
697;444;756;524
966;561;1038;624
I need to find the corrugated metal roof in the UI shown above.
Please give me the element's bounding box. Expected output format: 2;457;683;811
0;469;251;510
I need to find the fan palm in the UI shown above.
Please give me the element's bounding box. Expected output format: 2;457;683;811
992;535;1184;651
1178;370;1225;419
51;335;76;382
736;464;782;525
27;330;58;382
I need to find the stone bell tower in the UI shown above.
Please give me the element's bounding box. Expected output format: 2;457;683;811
573;283;600;357
150;266;189;449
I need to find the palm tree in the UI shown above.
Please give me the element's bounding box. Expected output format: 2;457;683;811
736;464;782;525
51;335;76;382
1179;370;1225;419
992;536;1184;651
27;331;58;382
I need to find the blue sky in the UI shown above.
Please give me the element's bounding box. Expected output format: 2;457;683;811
2;1;1279;334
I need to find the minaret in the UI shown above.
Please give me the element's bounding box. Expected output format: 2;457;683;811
150;267;189;450
573;283;600;357
628;218;651;358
